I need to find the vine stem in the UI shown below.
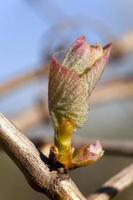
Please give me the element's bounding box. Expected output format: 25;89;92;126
0;113;86;200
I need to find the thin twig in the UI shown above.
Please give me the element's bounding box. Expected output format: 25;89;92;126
0;113;86;200
9;103;133;157
91;79;133;105
87;163;133;200
111;31;133;59
73;137;133;157
0;64;49;95
8;79;133;133
39;136;133;157
1;31;133;96
10;101;49;132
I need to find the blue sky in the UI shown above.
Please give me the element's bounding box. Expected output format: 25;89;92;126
0;0;133;82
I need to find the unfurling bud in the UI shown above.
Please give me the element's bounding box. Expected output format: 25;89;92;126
48;36;112;169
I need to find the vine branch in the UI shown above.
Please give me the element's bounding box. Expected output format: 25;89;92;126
0;113;86;200
87;163;133;200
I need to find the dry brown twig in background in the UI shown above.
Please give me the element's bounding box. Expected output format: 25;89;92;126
1;31;133;96
10;101;49;132
8;97;133;158
9;79;133;133
0;64;49;96
111;31;133;59
87;163;133;200
74;137;133;157
91;79;133;105
0;113;87;200
39;137;133;158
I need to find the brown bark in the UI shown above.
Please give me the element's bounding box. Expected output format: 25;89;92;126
87;163;133;200
0;113;86;200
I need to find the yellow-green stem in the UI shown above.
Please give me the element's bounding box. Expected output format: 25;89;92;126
54;118;75;167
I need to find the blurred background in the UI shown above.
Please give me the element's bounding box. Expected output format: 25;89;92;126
0;0;133;200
